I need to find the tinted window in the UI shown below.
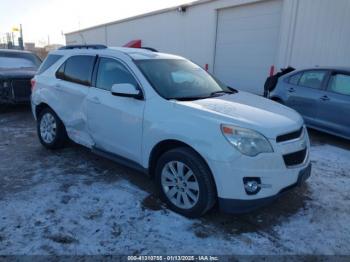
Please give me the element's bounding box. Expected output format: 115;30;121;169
37;54;62;74
96;58;138;91
56;62;65;80
0;52;41;69
288;73;302;85
328;73;350;96
299;70;327;89
60;55;95;86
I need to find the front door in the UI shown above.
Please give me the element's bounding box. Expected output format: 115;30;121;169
285;70;329;126
317;71;350;138
86;57;145;163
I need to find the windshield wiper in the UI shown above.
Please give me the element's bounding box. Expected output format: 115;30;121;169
169;89;238;101
210;90;235;97
169;96;210;101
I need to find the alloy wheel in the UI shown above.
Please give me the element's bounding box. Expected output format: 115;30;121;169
161;161;200;209
40;113;57;144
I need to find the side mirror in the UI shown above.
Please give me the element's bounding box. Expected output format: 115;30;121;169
111;83;143;100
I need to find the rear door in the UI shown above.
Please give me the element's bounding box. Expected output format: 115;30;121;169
54;55;96;146
316;71;350;138
284;70;329;126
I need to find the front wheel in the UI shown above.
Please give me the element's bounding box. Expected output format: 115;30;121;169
155;147;216;218
37;107;67;149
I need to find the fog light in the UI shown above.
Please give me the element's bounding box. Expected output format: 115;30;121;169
243;178;261;195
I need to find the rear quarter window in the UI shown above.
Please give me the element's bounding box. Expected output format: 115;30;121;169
37;54;63;75
56;55;96;86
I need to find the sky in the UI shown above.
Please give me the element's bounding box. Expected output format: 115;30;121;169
0;0;194;47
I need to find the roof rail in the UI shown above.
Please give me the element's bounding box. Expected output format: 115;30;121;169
59;44;107;50
141;47;158;52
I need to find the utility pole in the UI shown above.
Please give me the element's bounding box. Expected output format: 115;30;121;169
11;32;15;48
6;32;12;49
19;24;24;50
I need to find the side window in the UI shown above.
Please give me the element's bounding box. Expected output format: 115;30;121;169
328;73;350;96
96;57;138;91
37;54;62;75
56;62;66;80
299;70;327;89
288;73;302;85
56;55;95;86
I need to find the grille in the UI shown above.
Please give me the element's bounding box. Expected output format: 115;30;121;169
283;148;307;167
276;127;303;143
11;79;32;98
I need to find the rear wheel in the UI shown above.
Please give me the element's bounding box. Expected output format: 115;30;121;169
155;147;216;218
37;107;67;149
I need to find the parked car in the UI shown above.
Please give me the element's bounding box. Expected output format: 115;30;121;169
31;45;311;217
269;67;350;140
0;49;41;104
263;67;295;97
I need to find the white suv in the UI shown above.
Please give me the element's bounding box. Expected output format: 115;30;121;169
31;45;311;217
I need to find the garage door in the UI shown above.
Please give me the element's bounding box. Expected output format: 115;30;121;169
214;0;282;95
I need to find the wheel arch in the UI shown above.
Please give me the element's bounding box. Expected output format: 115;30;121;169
35;102;67;135
148;139;218;195
35;102;52;119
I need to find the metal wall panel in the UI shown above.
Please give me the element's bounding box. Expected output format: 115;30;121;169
65;0;350;94
289;0;350;68
214;0;282;94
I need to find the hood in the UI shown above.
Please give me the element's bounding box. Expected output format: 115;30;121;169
0;68;37;79
176;91;304;139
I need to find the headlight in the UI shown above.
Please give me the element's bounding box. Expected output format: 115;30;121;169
221;124;273;157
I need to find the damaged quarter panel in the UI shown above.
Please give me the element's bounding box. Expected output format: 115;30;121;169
35;54;96;148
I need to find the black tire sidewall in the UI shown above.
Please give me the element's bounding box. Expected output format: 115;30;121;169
155;147;216;218
37;108;66;149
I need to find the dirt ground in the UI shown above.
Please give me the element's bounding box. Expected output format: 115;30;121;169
0;105;349;255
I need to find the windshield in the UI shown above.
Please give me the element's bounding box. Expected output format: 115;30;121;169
136;59;233;100
0;52;41;69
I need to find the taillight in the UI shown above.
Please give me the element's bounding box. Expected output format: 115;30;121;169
30;79;36;92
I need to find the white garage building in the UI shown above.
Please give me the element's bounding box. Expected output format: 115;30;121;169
65;0;350;95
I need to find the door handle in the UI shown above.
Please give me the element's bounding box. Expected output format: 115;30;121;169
320;95;330;101
90;96;101;104
288;87;295;93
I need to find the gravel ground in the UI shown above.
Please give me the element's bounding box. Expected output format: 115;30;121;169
0;105;349;255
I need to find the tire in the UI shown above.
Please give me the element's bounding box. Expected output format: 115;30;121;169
37;107;67;149
155;147;216;218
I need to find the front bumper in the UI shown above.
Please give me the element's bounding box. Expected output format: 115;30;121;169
206;125;311;213
218;163;312;213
